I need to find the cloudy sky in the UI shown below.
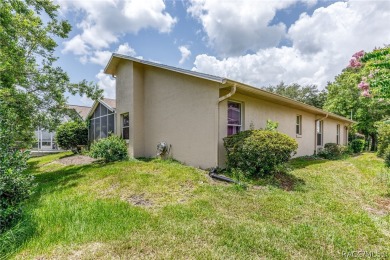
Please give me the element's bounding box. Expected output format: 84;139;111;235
55;0;390;106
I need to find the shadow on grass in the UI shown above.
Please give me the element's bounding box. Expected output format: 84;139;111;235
288;157;328;170
0;162;101;258
254;172;306;191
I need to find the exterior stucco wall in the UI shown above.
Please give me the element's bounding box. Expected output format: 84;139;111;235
132;63;145;157
321;117;349;147
142;67;220;169
218;92;349;167
115;61;134;156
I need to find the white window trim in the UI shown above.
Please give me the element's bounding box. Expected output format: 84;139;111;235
122;113;130;140
227;100;243;135
296;115;302;136
336;124;340;145
316;120;323;147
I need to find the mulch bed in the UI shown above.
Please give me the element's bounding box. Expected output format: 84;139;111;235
56;155;97;165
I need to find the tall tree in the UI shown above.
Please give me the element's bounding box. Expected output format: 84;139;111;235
264;82;327;109
347;46;390;98
0;0;102;147
324;69;390;150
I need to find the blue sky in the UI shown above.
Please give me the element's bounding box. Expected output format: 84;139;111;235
55;0;390;106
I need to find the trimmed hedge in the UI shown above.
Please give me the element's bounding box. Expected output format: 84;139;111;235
56;121;88;153
223;130;298;177
89;135;128;162
350;139;365;153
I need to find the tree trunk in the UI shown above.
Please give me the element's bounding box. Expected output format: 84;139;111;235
370;134;377;151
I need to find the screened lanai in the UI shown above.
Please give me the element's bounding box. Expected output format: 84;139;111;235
88;99;116;142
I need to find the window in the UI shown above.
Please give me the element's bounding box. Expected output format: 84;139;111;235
227;101;242;136
296;115;302;135
122;113;129;140
336;124;340;144
316;120;323;146
89;103;115;142
344;126;348;145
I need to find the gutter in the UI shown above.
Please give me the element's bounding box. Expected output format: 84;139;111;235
216;84;237;168
218;84;237;103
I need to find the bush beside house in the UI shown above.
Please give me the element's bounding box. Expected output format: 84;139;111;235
224;130;298;178
318;143;350;159
89;135;128;162
56;121;88;153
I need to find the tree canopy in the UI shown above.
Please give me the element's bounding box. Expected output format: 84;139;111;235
347;46;390;98
0;0;102;147
324;65;390;150
264;82;327;109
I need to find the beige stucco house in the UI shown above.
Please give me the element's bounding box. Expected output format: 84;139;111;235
101;54;353;169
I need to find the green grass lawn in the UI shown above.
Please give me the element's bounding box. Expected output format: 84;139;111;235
1;153;390;259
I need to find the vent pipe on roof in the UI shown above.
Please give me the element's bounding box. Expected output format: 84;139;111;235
218;84;237;103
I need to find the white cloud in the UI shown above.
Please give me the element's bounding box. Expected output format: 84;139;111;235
117;43;136;56
62;34;90;55
96;70;116;99
90;43;136;66
192;0;390;89
187;0;312;56
90;51;112;67
178;45;191;64
59;0;176;56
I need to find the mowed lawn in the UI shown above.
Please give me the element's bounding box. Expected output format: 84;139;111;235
1;153;390;259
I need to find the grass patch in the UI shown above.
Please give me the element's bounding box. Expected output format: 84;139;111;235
1;153;389;259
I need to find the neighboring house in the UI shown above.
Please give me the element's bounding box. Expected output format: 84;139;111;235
87;98;116;142
34;105;91;151
101;54;354;169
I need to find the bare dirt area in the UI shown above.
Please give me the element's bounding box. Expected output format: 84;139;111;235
56;155;97;166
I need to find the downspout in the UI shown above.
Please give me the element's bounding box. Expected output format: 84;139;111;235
314;113;328;154
216;84;237;167
218;84;237;103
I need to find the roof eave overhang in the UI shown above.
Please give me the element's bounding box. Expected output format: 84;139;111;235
226;79;355;124
86;100;116;119
104;53;227;84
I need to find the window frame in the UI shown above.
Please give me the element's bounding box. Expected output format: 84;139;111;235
227;100;243;136
336;124;340;145
89;103;115;142
316;120;323;146
296;115;302;136
122;113;130;140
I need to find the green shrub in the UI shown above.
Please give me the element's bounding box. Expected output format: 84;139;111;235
318;143;342;159
89;135;128;162
0;145;34;233
56;121;88;153
384;147;390;168
377;122;390;157
350;139;365;153
223;130;298;178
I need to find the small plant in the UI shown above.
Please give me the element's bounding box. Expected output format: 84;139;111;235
265;119;279;131
224;130;298;178
56;121;88;153
350;139;365;153
89;135;128;162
